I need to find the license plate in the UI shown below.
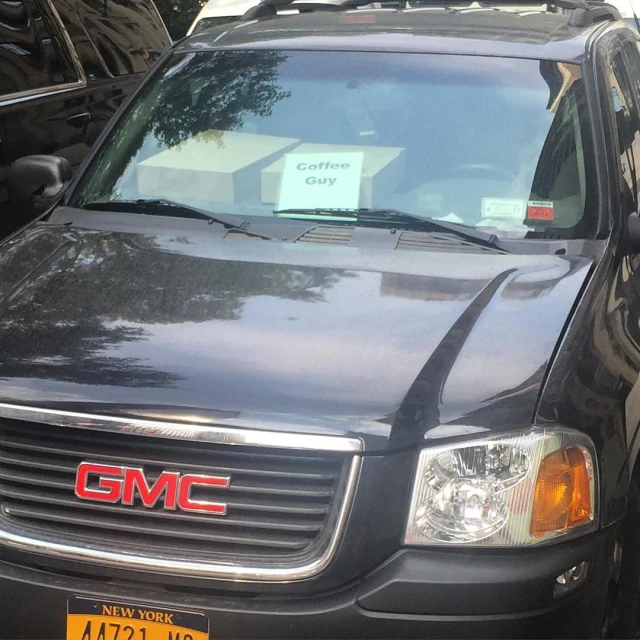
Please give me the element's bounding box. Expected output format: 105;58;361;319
67;596;209;640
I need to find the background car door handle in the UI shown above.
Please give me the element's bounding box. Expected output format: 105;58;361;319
67;112;92;128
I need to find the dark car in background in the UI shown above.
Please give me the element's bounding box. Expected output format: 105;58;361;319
0;0;171;238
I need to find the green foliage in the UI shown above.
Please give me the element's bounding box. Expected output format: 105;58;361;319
154;0;204;40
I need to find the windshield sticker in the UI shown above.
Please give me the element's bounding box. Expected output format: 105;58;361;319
527;200;554;221
276;152;364;211
481;198;527;221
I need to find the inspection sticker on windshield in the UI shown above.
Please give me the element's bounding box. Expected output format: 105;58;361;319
481;198;526;220
276;152;364;211
527;200;554;221
66;596;209;640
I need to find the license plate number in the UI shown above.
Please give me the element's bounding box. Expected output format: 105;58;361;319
66;597;209;640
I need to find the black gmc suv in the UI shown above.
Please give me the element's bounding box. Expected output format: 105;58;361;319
2;1;640;638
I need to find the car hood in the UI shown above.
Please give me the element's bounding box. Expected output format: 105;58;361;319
0;225;593;451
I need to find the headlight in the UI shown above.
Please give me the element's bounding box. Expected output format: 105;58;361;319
404;428;596;547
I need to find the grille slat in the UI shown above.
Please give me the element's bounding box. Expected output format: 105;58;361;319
0;436;339;480
0;421;349;562
2;504;314;549
0;482;331;517
0;484;326;529
0;466;335;498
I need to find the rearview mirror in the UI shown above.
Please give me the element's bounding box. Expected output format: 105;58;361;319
8;155;72;210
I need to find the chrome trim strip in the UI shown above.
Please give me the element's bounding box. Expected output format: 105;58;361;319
0;402;363;452
0;455;361;582
0;82;86;108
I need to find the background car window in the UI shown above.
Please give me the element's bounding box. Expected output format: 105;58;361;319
0;0;50;97
72;0;170;77
31;2;78;84
610;49;640;214
55;0;109;80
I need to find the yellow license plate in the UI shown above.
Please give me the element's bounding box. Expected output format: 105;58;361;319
67;596;209;640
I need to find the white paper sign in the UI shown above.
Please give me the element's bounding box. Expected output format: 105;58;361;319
276;152;364;211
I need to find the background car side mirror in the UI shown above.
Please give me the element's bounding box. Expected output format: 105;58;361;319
8;155;72;210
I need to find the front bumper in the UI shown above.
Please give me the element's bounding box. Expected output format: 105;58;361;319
0;527;617;639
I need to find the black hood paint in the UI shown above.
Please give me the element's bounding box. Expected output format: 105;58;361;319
0;225;593;451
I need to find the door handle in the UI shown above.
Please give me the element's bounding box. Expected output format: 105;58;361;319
67;112;92;128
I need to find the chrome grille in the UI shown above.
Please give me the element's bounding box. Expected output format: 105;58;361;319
0;419;354;573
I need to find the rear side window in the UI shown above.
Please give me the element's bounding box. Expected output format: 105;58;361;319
74;0;170;77
0;0;49;97
33;3;78;84
55;0;111;80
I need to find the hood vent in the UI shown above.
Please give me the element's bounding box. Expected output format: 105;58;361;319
296;225;353;246
226;225;495;253
397;231;496;253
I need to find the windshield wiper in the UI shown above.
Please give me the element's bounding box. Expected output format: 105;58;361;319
82;199;275;239
276;208;507;252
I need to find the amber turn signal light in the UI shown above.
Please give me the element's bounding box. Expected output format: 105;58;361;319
531;446;593;538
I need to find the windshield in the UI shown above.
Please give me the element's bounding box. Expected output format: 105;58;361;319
70;50;596;239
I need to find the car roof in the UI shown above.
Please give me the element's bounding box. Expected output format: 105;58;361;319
177;7;624;62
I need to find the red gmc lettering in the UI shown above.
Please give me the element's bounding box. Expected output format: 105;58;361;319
178;474;230;514
122;468;180;509
75;463;123;503
75;463;229;514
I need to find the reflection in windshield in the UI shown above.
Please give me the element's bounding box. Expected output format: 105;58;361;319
71;50;596;240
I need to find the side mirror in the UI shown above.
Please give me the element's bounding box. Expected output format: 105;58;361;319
8;155;72;210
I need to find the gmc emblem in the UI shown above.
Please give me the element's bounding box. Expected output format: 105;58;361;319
75;462;230;514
